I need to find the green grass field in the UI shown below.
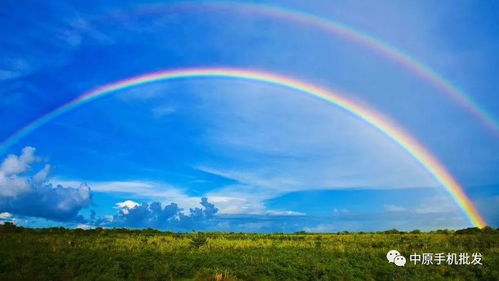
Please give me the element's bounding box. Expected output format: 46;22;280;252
0;224;498;281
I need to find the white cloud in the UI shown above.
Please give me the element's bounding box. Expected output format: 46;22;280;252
56;178;302;217
0;147;91;221
33;164;51;184
104;215;114;222
0;212;12;219
0;146;36;175
208;195;265;215
198;167;300;192
115;200;140;209
0;146;37;197
115;200;140;214
54;179;155;194
384;204;406;212
303;223;338;233
266;210;306;216
76;224;93;230
333;208;349;214
58;180;202;211
414;195;458;214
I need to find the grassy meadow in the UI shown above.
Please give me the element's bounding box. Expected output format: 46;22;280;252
0;224;498;281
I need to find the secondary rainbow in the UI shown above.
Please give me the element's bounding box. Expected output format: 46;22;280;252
106;1;499;135
0;67;487;227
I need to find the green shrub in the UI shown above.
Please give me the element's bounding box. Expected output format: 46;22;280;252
190;235;208;249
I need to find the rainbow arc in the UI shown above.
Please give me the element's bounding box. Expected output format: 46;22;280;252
103;1;499;135
0;67;487;227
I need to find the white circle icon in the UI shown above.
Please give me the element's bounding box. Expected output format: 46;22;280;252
394;255;407;267
386;250;401;263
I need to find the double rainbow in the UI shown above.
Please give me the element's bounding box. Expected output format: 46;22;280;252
104;1;499;135
0;67;487;227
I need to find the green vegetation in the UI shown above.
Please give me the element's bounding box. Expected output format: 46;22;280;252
0;223;498;281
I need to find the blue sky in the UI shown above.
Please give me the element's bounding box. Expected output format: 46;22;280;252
0;0;498;232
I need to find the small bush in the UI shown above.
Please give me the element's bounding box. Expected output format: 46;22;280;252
190;235;208;249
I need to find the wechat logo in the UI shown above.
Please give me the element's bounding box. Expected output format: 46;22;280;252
387;250;407;266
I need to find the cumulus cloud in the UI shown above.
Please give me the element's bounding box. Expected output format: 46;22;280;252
0;212;16;224
115;200;140;213
53;179;204;210
98;197;219;230
0;147;91;222
0;212;12;220
0;147;36;197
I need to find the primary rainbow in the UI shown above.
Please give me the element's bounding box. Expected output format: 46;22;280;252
0;67;487;227
106;1;499;135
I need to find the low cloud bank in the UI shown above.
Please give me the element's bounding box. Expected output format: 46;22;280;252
0;147;91;222
96;197;219;230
